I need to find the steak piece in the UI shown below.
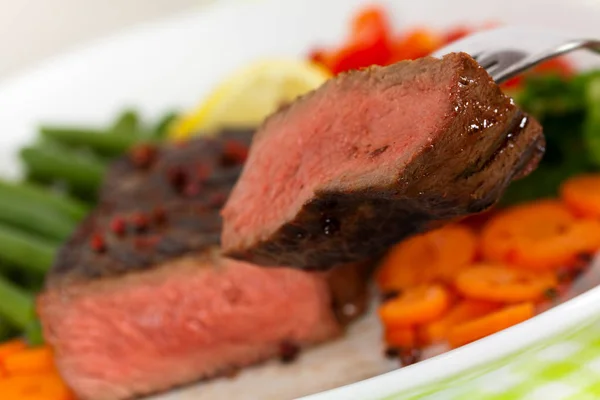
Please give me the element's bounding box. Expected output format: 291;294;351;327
221;52;545;270
37;131;371;400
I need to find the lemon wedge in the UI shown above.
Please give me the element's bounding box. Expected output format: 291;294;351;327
168;59;332;140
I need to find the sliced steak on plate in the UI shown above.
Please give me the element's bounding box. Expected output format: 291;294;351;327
221;53;545;270
37;131;371;400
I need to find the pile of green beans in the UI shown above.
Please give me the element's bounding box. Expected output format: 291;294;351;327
0;109;178;343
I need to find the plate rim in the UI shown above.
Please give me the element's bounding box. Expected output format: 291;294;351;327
2;0;600;399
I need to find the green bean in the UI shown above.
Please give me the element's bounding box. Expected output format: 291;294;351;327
20;144;107;195
0;315;18;341
0;224;57;274
25;319;44;346
152;111;179;139
584;77;600;167
14;271;44;294
0;259;45;293
39;127;140;157
0;184;77;242
111;109;140;133
0;196;76;242
0;196;75;242
0;275;35;330
0;180;89;221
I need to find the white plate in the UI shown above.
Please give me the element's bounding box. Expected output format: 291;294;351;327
2;0;600;399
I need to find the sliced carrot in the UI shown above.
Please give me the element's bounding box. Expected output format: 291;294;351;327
3;346;55;376
515;220;600;269
379;284;450;327
421;300;501;344
481;200;573;260
384;327;416;349
560;174;600;219
0;340;27;363
481;200;600;269
377;224;477;291
0;373;73;400
447;302;535;348
455;264;557;303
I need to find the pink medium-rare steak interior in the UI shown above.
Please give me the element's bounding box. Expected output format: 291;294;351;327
221;56;452;252
38;256;340;400
221;52;545;270
38;133;372;400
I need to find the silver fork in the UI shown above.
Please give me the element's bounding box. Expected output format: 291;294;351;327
431;26;600;84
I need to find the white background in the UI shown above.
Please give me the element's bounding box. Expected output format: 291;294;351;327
0;0;215;82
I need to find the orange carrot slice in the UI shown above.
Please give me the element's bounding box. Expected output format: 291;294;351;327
377;224;477;291
455;265;557;303
422;299;501;343
513;220;600;270
384;327;416;349
0;340;27;363
561;174;600;219
0;373;73;399
447;302;535;348
3;346;55;376
481;200;600;269
378;284;450;327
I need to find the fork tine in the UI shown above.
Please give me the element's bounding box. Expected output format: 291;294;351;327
477;57;500;70
471;53;497;69
432;26;600;84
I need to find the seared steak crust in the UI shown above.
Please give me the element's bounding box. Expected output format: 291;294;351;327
48;129;253;287
221;53;544;269
40;129;372;400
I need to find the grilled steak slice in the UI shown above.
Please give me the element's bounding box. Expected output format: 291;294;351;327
37;131;371;400
221;52;545;270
